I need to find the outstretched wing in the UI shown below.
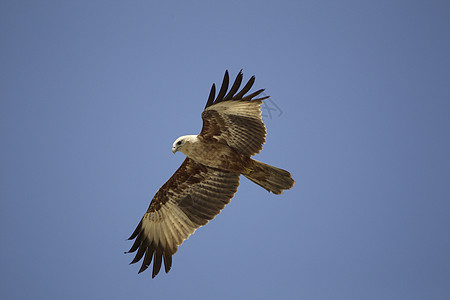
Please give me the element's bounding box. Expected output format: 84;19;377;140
200;70;269;157
127;158;240;278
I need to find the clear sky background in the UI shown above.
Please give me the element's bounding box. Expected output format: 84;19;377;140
1;1;449;299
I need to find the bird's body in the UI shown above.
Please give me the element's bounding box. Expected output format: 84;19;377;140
173;135;249;173
127;70;295;278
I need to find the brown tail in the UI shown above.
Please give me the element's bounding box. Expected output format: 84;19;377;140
243;159;295;195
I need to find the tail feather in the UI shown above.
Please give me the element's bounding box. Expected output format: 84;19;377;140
243;159;294;194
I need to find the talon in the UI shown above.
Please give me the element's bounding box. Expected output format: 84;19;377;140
243;167;254;175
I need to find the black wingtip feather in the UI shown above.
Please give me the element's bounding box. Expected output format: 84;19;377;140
223;70;243;101
234;75;255;99
215;70;229;104
152;249;163;278
242;88;265;101
163;253;172;273
128;221;142;240
127;231;143;253
130;244;146;264
205;83;216;109
138;248;154;274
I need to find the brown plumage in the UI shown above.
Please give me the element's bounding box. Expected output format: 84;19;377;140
127;70;294;278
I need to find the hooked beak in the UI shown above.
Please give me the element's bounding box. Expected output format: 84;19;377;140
172;147;177;154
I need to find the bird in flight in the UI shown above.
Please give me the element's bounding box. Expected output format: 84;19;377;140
127;70;295;278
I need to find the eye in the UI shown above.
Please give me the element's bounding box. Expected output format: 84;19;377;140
177;141;182;145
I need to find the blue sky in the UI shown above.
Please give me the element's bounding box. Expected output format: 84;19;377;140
1;1;449;299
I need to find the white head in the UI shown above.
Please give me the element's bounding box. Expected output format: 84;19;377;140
172;135;198;154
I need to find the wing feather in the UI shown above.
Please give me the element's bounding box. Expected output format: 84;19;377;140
152;249;163;278
130;242;145;264
223;70;243;100
163;252;172;273
164;210;183;247
127;157;240;278
204;83;216;109
234;75;255;99
242;88;266;101
128;235;140;253
139;247;153;274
